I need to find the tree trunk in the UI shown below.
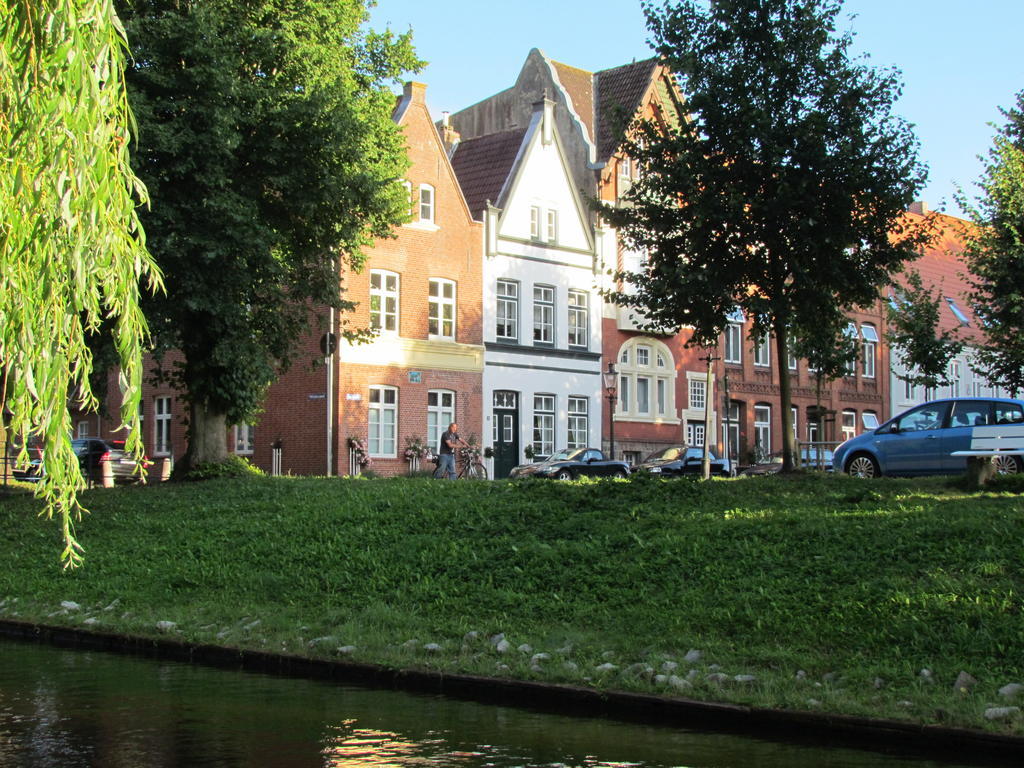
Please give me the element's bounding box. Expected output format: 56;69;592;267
175;400;228;476
774;320;797;472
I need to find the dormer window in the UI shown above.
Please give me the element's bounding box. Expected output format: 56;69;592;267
419;184;434;223
946;297;971;327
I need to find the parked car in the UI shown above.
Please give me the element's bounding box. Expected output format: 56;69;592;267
11;440;44;483
73;438;148;484
632;446;734;477
740;447;834;476
509;448;630;480
833;397;1024;478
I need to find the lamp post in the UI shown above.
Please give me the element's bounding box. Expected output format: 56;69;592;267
603;362;617;460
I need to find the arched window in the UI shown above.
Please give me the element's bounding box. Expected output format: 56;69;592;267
616;338;677;421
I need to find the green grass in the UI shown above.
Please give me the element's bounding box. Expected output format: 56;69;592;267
2;472;1023;733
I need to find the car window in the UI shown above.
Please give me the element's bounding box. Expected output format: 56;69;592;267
896;402;950;432
994;402;1024;425
950;401;991;428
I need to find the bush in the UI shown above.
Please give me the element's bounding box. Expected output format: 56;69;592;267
182;456;264;481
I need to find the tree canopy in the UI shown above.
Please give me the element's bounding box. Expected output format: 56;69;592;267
2;0;162;565
116;0;420;469
602;0;928;470
885;270;963;390
962;91;1024;397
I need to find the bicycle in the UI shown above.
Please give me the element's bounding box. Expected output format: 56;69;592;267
433;446;488;480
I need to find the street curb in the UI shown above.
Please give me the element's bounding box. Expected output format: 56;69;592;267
1;619;1021;765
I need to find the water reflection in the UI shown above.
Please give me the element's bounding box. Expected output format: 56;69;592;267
0;637;997;768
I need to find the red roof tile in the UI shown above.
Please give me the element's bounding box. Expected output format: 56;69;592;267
449;128;527;219
594;58;660;159
550;60;595;145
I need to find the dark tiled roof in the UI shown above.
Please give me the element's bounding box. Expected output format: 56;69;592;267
449;128;527;219
550;60;595;145
594;58;659;159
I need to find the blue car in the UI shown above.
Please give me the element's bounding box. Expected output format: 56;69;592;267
833;397;1024;478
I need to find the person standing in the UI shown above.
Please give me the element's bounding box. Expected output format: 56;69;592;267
435;422;467;479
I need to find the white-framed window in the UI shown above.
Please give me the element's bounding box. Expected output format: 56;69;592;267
619;155;632;179
234;423;254;455
686;421;705;447
807;418;819;444
496;279;519;342
533;394;555;457
370;270;399;333
904;379;916;400
861;324;878;379
428;278;456;340
533;285;554;345
948;360;961;397
724;323;742;364
754;404;771;459
724;401;741;461
76;421;89;438
841;409;857;440
546;209;558;243
567;397;589;449
530;206;541;240
616;338;677;420
427;390;455;454
419;183;434;223
636;376;650;414
567;290;588;348
154;396;171;456
754;334;770;367
791;406;798;439
862;410;879;430
924;386;937;402
368;385;398;457
689;378;706;410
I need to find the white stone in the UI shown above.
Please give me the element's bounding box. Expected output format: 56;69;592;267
706;672;729;685
156;621;176;633
489;633;505;645
61;601;81;611
668;675;692;692
308;636;336;648
661;661;679;673
807;698;822;708
464;631;480;642
243;620;261;631
103;600;120;612
953;671;977;694
654;674;668;685
684;649;702;664
495;639;511;654
601;650;616;660
984;707;1020;721
517;643;533;653
82;617;100;626
594;663;618;673
734;674;757;684
999;683;1024;700
563;660;578;671
531;653;551;664
337;645;357;655
423;643;442;653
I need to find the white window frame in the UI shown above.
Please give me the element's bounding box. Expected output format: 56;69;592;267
567;290;588;349
234;423;254;455
862;411;879;430
530;206;541;240
686;421;705;447
841;409;857;441
754;334;771;367
419;183;435;223
154;396;172;456
533;394;555;457
791;406;798;439
546;209;558;243
724;323;742;364
754;404;771;458
532;285;555;345
948;360;961;397
496;279;519;342
370;270;399;334
616;338;677;421
689;378;706;411
567;396;588;450
428;278;456;340
368;385;398;457
861;324;878;379
427;390;455;454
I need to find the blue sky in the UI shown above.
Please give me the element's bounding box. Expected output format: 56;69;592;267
369;0;1024;217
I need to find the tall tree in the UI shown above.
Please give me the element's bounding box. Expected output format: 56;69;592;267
961;91;1024;396
885;270;963;390
2;0;162;565
602;0;928;471
117;0;420;470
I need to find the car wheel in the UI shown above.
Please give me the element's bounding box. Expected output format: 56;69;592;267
612;469;627;479
556;469;573;481
846;453;880;479
993;455;1022;475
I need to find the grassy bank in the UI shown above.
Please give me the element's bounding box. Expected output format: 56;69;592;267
1;472;1023;734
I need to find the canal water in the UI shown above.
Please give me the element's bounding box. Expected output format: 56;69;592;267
0;637;999;767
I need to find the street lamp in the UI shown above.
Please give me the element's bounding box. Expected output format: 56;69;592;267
603;362;617;460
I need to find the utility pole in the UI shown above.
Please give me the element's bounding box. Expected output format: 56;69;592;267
699;352;719;480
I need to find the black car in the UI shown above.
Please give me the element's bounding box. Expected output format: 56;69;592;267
633;446;734;477
509;448;630;480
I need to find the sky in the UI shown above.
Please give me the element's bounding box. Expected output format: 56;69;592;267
369;0;1024;218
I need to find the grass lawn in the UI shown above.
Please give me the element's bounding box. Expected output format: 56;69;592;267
1;471;1022;734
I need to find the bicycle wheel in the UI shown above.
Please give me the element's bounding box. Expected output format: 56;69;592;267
466;462;487;480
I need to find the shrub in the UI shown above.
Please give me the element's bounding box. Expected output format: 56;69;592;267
183;456;264;481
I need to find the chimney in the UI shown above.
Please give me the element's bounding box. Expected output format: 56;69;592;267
439;110;461;156
403;81;427;104
908;200;929;216
534;96;555;146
